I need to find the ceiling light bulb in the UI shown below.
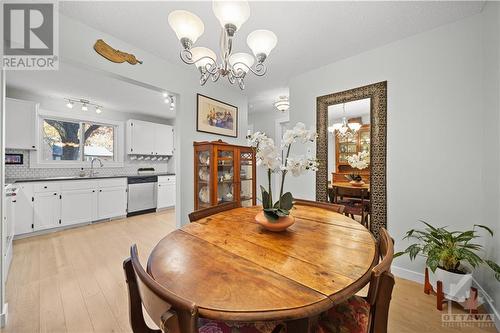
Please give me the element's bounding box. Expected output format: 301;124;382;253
81;104;88;111
66;100;74;109
212;0;250;34
95;106;102;114
162;92;168;98
170;104;175;111
164;98;170;104
247;29;278;62
190;47;217;70
229;52;254;74
168;10;205;46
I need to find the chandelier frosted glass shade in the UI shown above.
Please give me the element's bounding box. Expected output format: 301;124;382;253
247;30;278;59
168;10;205;44
212;0;250;32
229;53;254;73
191;47;217;69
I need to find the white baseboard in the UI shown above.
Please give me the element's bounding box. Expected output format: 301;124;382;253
0;303;8;328
391;265;424;284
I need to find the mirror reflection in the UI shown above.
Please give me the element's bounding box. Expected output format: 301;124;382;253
327;98;371;226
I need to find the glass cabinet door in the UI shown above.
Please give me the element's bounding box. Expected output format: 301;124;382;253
197;149;211;208
239;151;254;207
216;148;234;204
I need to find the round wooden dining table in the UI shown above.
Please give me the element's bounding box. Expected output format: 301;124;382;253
148;204;377;332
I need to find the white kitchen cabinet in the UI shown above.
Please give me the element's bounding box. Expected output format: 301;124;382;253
97;187;127;219
14;183;34;236
157;176;175;209
154;124;174;156
60;189;94;226
33;191;61;231
5;98;38;150
126;119;173;156
126;120;155;155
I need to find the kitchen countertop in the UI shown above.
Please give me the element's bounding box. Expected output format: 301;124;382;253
6;173;175;184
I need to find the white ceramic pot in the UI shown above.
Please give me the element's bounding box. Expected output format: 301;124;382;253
428;266;473;302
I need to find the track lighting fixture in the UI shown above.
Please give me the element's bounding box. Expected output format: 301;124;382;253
65;98;103;114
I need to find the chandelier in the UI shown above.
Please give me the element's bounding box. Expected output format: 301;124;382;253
168;1;278;90
274;96;289;112
327;104;361;140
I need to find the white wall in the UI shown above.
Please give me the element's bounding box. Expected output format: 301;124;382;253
480;1;500;321
251;8;500;313
53;14;248;227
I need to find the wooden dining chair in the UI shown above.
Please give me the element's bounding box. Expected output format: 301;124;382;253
293;198;345;214
188;201;240;222
331;187;370;227
124;245;285;333
316;228;395;333
124;244;198;333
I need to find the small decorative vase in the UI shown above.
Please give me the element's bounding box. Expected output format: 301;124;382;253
350;180;365;187
255;211;295;232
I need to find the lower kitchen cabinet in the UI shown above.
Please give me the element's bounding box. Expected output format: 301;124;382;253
14;178;128;237
61;189;94;226
97;187;127;219
157;176;175;209
14;183;34;235
33;191;61;231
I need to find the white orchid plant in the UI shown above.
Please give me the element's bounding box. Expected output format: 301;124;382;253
345;151;369;182
247;123;318;221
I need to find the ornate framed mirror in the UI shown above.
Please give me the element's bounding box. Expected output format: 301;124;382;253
316;81;387;237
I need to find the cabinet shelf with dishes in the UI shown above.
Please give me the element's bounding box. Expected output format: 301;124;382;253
194;140;256;210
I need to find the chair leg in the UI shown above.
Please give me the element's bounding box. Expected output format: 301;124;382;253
123;258;161;333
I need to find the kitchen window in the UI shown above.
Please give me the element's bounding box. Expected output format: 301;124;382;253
32;111;124;168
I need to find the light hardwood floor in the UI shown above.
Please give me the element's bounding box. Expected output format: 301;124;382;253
2;210;497;333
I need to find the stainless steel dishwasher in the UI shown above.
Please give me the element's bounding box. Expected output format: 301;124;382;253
127;176;158;216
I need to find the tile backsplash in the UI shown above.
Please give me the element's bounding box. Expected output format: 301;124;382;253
5;149;171;179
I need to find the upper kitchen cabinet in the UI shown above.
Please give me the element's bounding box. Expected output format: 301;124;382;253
126;119;174;156
5;98;38;150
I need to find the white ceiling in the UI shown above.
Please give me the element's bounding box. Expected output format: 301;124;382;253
6;62;175;118
328;98;370;123
58;1;483;113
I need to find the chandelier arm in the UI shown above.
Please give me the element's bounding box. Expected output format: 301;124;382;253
237;78;245;90
229;61;267;78
200;71;210;86
211;70;221;82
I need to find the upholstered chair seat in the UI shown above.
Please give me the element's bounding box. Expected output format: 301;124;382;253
316;296;370;333
198;319;284;333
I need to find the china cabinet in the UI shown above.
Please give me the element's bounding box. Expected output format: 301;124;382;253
194;140;256;210
335;124;370;174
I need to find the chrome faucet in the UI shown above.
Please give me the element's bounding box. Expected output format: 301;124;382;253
90;158;104;177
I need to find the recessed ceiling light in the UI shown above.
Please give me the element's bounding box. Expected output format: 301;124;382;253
81;103;88;111
66;100;74;109
162;92;168;98
95;106;102;114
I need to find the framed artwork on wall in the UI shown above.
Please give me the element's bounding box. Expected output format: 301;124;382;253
197;94;238;138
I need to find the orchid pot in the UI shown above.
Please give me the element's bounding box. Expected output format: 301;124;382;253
247;123;318;232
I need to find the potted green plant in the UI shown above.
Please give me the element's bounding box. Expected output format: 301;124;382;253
395;221;500;301
247;123;318;231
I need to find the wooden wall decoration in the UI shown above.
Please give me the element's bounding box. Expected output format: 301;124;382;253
93;39;143;65
316;81;387;238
